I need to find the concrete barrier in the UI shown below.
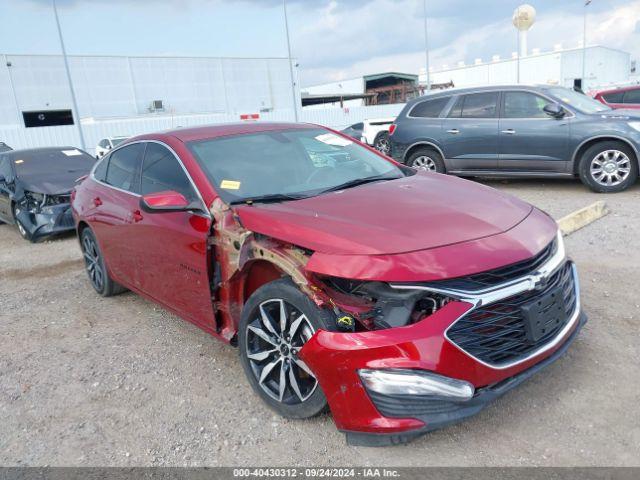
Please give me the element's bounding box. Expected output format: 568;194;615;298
557;200;609;236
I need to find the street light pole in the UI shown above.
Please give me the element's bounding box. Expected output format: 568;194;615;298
52;0;86;150
422;0;431;91
582;0;591;89
282;0;299;122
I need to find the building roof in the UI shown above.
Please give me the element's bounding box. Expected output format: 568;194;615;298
363;72;419;82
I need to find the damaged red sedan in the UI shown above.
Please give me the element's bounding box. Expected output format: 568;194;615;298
71;123;585;445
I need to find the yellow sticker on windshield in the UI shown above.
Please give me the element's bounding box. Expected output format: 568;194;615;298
220;180;241;190
14;159;24;164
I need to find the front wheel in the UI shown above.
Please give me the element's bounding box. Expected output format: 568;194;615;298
238;278;335;419
578;141;638;193
12;204;32;242
406;147;446;173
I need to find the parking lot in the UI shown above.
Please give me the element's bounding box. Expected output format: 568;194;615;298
1;178;639;467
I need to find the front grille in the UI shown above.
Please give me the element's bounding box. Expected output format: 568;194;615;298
447;262;576;366
430;238;558;291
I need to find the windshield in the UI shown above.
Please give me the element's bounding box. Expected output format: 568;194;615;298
188;128;405;203
547;87;611;114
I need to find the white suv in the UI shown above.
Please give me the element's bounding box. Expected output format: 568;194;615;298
95;136;129;159
341;118;395;154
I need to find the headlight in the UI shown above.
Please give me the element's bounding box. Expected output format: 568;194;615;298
628;121;640;132
359;369;475;401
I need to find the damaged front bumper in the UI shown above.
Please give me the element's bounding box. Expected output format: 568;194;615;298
15;202;75;241
299;259;585;446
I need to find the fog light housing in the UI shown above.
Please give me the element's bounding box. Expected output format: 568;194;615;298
359;369;475;401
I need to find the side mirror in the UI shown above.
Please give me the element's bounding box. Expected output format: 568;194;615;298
140;190;197;213
543;103;565;118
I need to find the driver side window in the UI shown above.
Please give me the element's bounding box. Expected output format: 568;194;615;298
140;143;197;201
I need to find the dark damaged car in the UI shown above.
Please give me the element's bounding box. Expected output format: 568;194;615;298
71;123;585;445
0;147;94;241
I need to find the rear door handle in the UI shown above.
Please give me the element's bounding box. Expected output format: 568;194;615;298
501;129;516;134
93;197;102;207
132;210;143;223
446;129;460;134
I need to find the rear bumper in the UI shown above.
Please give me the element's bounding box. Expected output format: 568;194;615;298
15;203;75;241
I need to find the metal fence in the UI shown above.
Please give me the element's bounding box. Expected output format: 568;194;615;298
0;104;404;156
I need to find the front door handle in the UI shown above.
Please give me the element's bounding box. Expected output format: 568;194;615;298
446;129;460;134
93;197;102;207
131;210;143;223
501;129;516;134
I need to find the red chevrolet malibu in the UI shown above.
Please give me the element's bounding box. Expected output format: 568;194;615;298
71;122;585;445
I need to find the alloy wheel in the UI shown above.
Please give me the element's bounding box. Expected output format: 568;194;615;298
411;155;437;171
82;235;104;291
375;137;390;155
590;149;631;187
13;207;27;238
245;299;318;404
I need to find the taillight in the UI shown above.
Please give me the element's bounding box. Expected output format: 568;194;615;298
389;124;397;135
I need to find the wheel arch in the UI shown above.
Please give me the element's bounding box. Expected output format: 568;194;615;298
571;135;639;174
403;141;445;164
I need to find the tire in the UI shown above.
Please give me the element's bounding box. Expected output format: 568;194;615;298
238;278;335;419
406;147;446;173
80;227;127;297
578;141;638;193
12;203;33;242
373;131;391;155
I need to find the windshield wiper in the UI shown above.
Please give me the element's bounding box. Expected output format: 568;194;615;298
229;193;308;205
319;174;399;194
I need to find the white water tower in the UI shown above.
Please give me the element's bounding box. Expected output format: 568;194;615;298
512;4;536;57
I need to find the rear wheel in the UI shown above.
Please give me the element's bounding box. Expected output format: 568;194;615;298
578;141;638;193
373;131;391;155
238;278;334;419
406;147;445;173
80;228;126;297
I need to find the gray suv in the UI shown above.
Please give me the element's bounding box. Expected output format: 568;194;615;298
389;85;640;192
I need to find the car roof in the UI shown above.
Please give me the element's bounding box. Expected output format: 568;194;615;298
132;122;319;143
593;84;640;94
404;84;560;106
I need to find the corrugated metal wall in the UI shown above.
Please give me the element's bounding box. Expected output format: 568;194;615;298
0;104;404;155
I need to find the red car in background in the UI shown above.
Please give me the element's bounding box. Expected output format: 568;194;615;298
591;84;640;110
71;122;585;445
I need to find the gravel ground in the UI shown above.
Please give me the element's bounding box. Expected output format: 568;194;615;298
1;177;639;467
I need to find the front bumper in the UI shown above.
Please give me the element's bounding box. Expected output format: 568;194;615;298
300;257;584;445
15;203;75;241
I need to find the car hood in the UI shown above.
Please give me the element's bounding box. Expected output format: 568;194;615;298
235;172;533;256
595;109;640;120
16;169;90;195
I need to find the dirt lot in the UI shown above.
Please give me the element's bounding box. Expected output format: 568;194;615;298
1;178;639;467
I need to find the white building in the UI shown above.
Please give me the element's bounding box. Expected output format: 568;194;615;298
422;45;631;92
0;53;300;127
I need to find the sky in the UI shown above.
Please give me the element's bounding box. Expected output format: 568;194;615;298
1;0;639;87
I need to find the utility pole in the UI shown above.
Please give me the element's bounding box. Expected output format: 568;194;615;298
422;0;431;91
282;0;299;122
53;0;86;150
582;0;592;89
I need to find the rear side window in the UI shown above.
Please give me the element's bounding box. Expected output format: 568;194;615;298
140;143;196;200
104;143;143;193
409;97;449;118
93;158;108;182
623;89;640;104
602;91;625;103
449;92;498;118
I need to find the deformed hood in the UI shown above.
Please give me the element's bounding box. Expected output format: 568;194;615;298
17;172;83;195
235;172;533;256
